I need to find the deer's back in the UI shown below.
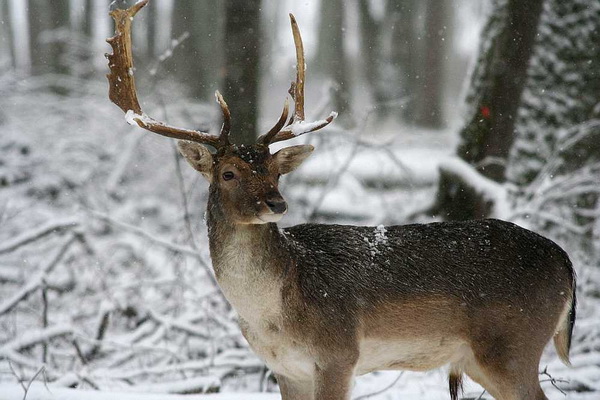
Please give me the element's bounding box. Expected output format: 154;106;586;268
282;218;574;321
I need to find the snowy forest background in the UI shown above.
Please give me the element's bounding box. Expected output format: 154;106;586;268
0;0;599;399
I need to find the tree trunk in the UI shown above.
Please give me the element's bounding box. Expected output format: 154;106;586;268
357;0;385;114
387;0;420;122
169;1;223;101
432;0;544;220
315;0;352;126
413;0;449;128
7;0;30;74
194;0;224;100
28;0;50;74
83;0;92;38
507;0;600;184
47;0;70;76
146;0;156;59
506;0;600;252
1;0;15;69
223;0;261;144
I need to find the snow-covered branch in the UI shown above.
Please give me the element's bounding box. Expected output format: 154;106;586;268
0;217;78;255
438;157;510;219
0;234;77;316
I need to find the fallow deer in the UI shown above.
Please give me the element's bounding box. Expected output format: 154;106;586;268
106;2;576;399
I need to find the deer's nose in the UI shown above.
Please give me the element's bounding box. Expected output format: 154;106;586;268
265;198;287;214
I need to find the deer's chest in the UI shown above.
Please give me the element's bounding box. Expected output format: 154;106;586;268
240;316;315;381
214;240;315;379
213;232;283;322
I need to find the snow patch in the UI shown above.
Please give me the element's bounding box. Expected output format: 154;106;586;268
363;225;389;258
288;112;337;135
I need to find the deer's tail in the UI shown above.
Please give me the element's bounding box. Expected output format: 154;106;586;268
553;258;577;366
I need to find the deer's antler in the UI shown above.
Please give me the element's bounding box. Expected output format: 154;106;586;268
259;14;337;145
106;0;229;147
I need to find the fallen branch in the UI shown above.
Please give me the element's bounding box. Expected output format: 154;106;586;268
1;325;74;353
123;376;220;394
88;209;220;291
0;234;77;316
353;372;403;400
89;210;202;260
0;218;78;255
429;157;510;220
146;309;210;340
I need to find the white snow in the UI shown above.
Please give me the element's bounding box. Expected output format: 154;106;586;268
288;111;338;136
438;157;510;219
374;224;388;246
124;110;155;127
125;110;141;126
0;383;280;400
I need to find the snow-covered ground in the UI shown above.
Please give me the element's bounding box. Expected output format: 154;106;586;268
1;75;599;399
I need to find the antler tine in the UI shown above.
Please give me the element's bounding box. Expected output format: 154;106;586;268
106;0;222;148
258;98;289;145
290;13;305;123
260;14;337;145
215;91;231;145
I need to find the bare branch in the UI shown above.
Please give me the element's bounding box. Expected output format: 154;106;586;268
1;325;74;354
0;218;78;255
88;210;219;290
353;372;404;400
0;234;77;316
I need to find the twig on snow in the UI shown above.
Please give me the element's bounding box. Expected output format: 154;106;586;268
352;372;404;400
540;367;568;395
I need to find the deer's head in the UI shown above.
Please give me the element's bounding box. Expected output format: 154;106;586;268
178;142;312;224
106;0;335;224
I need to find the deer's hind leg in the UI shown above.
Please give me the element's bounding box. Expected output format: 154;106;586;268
463;335;548;400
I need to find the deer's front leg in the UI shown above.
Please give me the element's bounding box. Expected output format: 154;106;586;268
313;357;357;400
276;374;313;400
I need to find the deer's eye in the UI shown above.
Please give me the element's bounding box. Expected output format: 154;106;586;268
222;171;235;181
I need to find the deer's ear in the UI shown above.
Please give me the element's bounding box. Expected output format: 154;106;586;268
177;141;214;181
273;145;314;175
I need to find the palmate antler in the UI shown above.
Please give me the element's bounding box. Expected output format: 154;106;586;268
106;0;230;148
106;1;335;148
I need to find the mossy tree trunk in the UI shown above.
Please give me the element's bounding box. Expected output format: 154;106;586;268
433;0;544;220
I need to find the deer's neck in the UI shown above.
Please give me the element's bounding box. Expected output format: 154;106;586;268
206;193;289;323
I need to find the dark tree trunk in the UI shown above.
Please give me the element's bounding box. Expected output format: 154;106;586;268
357;0;385;114
47;0;70;76
413;0;449;128
223;0;261;144
458;0;544;181
27;0;69;89
433;0;544;220
146;0;156;59
195;0;224;100
387;0;420;122
83;0;93;38
28;0;51;75
505;0;600;251
315;0;352;126
508;0;600;184
170;0;224;101
1;0;15;69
